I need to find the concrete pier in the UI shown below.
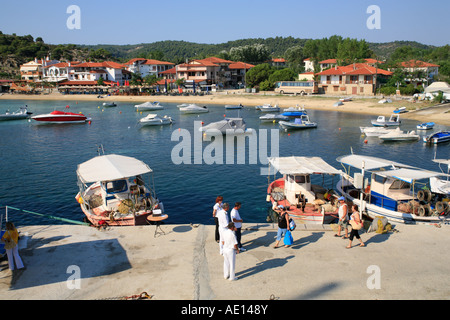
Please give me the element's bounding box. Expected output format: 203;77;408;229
1;222;449;300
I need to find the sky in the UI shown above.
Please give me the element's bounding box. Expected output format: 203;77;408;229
0;0;449;46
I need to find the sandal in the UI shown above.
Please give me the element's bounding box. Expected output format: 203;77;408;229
334;234;341;237
346;246;352;249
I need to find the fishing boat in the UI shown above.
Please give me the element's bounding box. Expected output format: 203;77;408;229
31;109;90;124
139;114;173;126
225;104;243;109
423;131;450;144
179;104;209;114
279;114;317;131
371;114;401;127
0;106;32;121
430;159;450;212
416;122;435;130
200;117;254;135
259;114;289;122
379;128;420;142
75;153;164;226
103;102;117;108
360;126;396;137
336;154;450;224
259;104;280;112
266;156;342;224
135;101;164;111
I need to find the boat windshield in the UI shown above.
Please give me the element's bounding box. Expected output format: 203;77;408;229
105;179;128;194
389;179;410;190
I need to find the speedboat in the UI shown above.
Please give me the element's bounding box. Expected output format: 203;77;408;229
225;104;243;109
336;154;450;224
279;115;317;131
135;101;164;111
103;102;117;108
378;98;392;104
31;110;90;124
259;114;289;122
139;114;173;126
393;106;407;114
200;117;254;135
258;104;280;112
360;126;396;137
266;156;342;224
179;104;209;114
423;131;450;144
282;105;307;117
0;106;32;121
416;122;435;130
379;128;419;141
371;114;401;127
75;153;164;226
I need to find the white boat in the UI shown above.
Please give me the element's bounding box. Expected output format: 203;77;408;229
0;106;32;121
258;104;280;112
225;104;243;109
430;159;450;214
371;114;401;127
333;101;344;107
103;102;117;107
279;115;317;131
423;131;450;144
139;114;173;126
75;153;164;226
259;114;289;122
336;154;450;224
135;101;164;111
378;98;392;104
416;122;435;130
379;128;420;141
393;106;407;114
266;156;342;224
339;97;352;102
31;110;90;124
177;103;189;108
200;118;254;135
179;104;209;114
360;126;396;137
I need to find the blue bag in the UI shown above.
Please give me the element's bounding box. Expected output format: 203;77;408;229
284;230;293;246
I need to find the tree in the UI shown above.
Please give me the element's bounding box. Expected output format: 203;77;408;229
229;44;270;64
268;68;296;85
245;63;275;88
97;76;104;86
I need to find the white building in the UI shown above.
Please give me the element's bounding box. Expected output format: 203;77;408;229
20;57;59;81
124;58;174;78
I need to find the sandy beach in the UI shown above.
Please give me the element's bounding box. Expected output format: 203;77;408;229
1;91;449;125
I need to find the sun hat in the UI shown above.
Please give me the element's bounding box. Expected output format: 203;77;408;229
338;196;345;201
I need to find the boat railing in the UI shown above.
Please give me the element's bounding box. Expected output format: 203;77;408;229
0;205;89;226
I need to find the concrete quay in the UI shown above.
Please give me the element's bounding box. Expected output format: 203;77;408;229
1;222;449;300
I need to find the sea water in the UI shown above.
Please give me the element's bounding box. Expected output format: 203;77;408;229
0;99;448;226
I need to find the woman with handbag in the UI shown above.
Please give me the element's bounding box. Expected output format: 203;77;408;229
1;222;24;270
347;205;365;249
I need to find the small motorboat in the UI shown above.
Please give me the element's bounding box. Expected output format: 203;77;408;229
75;153;164;226
282;105;307;117
279;115;317;131
258;104;280;112
416;122;435;130
139;114;173;126
379;128;419;141
371;114;401;127
102;102;117;108
179;104;209;114
333;101;343;107
423;131;450;144
339;97;352;102
259;114;289;122
393;106;407;114
0;106;32;121
32;110;90;124
200;118;254;135
225;104;243;109
360;126;396;137
135;101;164;111
378;98;392;104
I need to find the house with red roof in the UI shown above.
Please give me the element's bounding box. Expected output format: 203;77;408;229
56;61;130;86
316;63;392;95
124;58;174;78
20;57;59;82
397;60;440;87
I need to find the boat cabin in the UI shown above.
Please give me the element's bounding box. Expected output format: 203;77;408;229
284;174;315;205
369;173;413;211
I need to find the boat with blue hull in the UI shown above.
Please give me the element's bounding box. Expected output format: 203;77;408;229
423;131;450;144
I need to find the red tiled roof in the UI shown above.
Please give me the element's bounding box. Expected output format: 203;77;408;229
364;58;384;64
143;59;174;65
400;59;440;68
272;58;286;63
124;58;147;65
317;63;392;76
228;62;255;69
198;57;233;64
44;61;81;68
58;80;115;86
160;67;176;74
319;59;337;64
74;61;125;69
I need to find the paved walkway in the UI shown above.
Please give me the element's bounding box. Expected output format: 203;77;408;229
1;222;449;300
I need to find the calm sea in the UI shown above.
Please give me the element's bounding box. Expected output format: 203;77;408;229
0;98;448;226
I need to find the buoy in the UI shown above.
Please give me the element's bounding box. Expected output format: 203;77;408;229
364;140;368;144
88;120;91;125
119;111;122;114
339;128;341;131
223;114;226;117
288;133;291;136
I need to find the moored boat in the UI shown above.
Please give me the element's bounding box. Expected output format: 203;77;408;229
32;109;90;124
0;106;32;121
135;101;164;111
416;122;435;130
179;104;209;114
139;114;173;126
75;153;164;226
279;114;317;131
379;128;419;141
259;114;289;122
423;131;450;144
371;114;401;127
200;117;254;135
225;104;243;109
266;156;342;224
336;154;450;224
103;102;117;108
360;126;396;137
258;104;280;112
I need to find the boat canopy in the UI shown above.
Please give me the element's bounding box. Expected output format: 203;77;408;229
77;154;152;183
372;168;445;183
336;154;416;171
268;156;342;175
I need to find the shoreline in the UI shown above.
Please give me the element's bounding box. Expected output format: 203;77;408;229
1;92;449;125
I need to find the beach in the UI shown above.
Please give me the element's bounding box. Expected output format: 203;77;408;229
1;91;449;125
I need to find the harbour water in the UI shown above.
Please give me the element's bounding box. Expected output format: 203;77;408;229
0;99;449;226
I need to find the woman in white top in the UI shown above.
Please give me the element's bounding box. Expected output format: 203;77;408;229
213;196;223;243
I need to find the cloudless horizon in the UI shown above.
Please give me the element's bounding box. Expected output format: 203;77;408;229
0;0;449;47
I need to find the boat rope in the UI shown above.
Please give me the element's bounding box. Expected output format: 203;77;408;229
0;205;89;226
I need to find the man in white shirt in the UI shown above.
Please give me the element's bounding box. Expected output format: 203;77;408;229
230;202;246;251
217;203;230;255
222;222;239;281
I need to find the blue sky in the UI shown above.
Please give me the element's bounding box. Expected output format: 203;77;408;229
0;0;449;46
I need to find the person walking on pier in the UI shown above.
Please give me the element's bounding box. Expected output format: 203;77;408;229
222;222;239;281
335;196;349;239
217;202;230;255
212;196;223;243
347;204;365;248
1;222;24;271
230;202;246;252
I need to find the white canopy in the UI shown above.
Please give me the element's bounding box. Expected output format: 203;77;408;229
336;154;416;171
373;168;444;183
424;82;450;94
268;156;341;175
77;154;152;183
